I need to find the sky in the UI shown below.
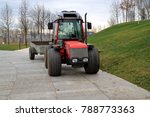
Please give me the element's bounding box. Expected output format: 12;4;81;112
0;0;112;29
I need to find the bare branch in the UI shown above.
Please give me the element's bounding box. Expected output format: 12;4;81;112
0;2;13;44
19;0;29;47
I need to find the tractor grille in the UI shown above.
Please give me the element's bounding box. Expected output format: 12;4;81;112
70;48;88;58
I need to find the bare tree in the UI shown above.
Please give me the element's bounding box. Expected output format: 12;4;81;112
129;0;136;21
40;6;50;41
111;0;121;24
31;5;54;41
50;12;58;22
120;0;135;22
19;0;29;47
108;16;116;26
31;5;42;35
91;26;97;33
0;3;13;44
143;0;150;19
109;0;150;25
135;0;144;21
41;6;46;34
97;25;102;32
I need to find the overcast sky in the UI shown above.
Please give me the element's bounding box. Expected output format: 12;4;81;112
0;0;112;28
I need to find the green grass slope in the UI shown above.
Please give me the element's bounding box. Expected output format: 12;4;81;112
88;20;150;91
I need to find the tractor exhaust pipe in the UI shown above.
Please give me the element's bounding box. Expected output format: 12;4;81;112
85;13;87;44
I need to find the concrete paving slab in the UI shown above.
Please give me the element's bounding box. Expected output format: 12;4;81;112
57;90;109;100
16;74;49;80
0;70;16;75
0;90;11;96
0;74;16;82
0;49;150;100
53;80;98;92
0;81;14;90
82;71;150;99
9;92;56;100
0;96;8;100
0;81;14;96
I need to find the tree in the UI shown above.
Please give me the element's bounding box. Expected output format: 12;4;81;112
91;26;97;33
111;0;121;24
19;0;29;47
31;5;53;41
0;3;13;44
109;0;150;26
40;6;50;41
143;0;150;19
135;0;144;21
97;25;102;32
31;5;42;35
108;16;116;26
120;0;135;22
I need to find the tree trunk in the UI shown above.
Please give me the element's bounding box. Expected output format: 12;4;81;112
126;10;128;22
147;10;150;19
25;29;27;47
7;27;10;44
40;22;42;41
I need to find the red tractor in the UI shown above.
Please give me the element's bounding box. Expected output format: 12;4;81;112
45;11;100;76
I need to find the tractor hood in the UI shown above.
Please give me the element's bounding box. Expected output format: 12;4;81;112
64;41;88;59
64;41;88;49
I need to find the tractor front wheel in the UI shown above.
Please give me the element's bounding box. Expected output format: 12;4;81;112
84;47;100;74
48;48;61;76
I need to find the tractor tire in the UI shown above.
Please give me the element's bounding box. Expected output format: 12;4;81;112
29;47;35;60
44;47;48;69
84;47;100;74
48;48;61;76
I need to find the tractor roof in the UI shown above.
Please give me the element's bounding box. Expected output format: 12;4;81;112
53;11;82;22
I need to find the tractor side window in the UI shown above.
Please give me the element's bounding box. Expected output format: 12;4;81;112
58;20;83;40
76;20;83;39
52;23;58;40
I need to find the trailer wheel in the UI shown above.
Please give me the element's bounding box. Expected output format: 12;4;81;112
44;47;48;69
84;47;100;74
29;47;35;60
48;48;61;76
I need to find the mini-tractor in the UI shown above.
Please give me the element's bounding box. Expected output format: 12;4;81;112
45;11;100;76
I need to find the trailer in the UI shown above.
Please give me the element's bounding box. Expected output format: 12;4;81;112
29;41;50;60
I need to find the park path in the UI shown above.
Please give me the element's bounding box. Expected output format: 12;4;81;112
0;49;150;100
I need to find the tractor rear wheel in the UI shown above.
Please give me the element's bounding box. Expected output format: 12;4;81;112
44;47;48;69
48;48;61;76
84;47;100;74
29;47;35;60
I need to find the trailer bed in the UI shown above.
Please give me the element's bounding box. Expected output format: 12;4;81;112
30;41;50;54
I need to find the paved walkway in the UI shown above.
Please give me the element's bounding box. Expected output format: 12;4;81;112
0;49;150;100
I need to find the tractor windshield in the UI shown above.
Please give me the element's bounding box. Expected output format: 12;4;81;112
58;20;83;40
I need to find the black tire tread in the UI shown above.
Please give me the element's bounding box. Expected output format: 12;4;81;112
48;48;61;76
84;47;100;74
29;47;35;60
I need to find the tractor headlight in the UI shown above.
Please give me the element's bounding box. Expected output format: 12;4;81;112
83;58;88;62
72;58;78;63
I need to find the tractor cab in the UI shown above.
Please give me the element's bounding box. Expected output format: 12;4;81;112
48;11;91;43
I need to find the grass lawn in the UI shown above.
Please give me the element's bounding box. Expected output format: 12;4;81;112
88;20;150;91
0;43;28;51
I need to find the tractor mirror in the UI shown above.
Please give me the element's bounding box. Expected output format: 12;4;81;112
48;22;53;29
87;22;92;29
